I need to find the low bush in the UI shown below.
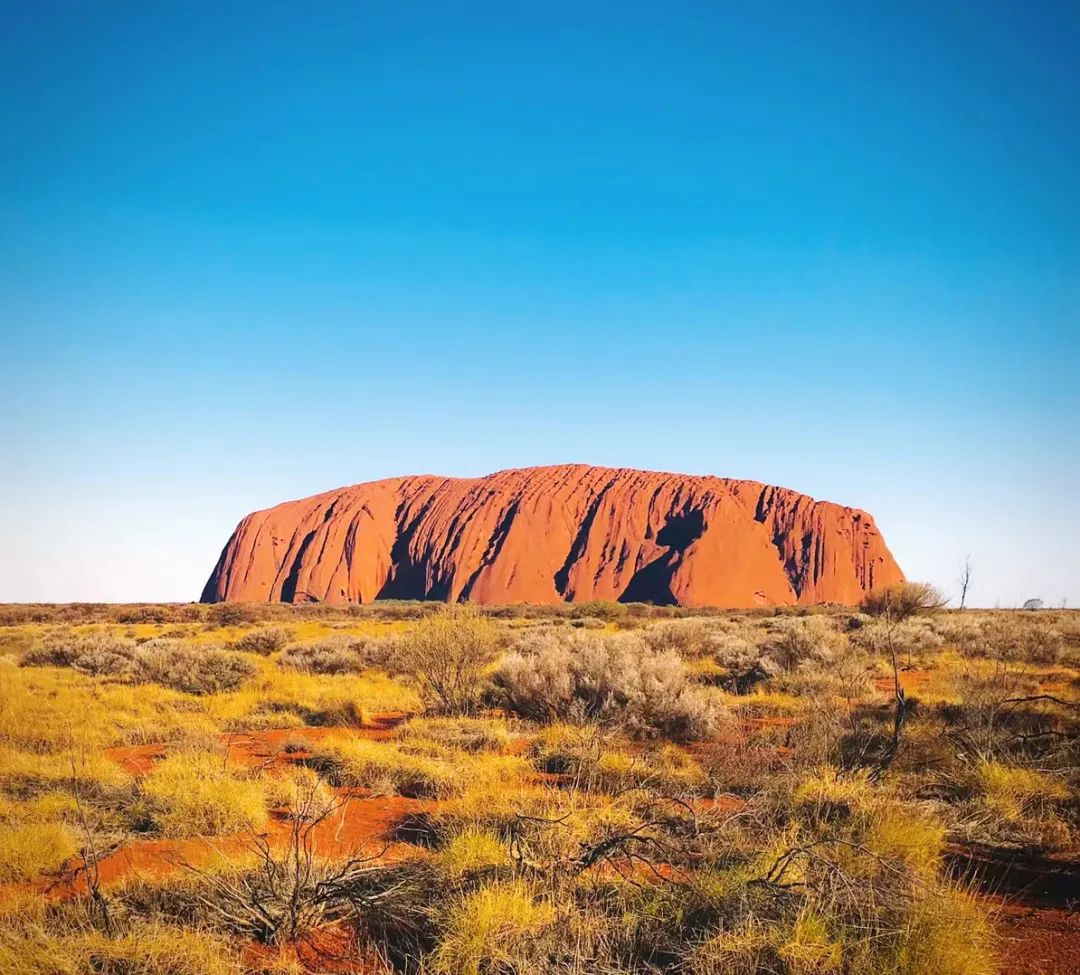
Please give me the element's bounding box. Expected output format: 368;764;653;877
961;614;1064;664
279;637;365;674
642;618;720;658
21;636;254;694
703;632;777;693
278;634;399;674
492;631;721;740
759;617;837;671
206;603;265;627
861;582;946;620
133;641;255;694
227;627;293;655
22;634;135;674
570;600;627;622
853;617;944;663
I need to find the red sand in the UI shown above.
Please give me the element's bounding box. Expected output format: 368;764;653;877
13;710;1080;974
41;791;432;900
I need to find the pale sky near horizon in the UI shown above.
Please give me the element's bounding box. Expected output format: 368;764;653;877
2;2;1077;607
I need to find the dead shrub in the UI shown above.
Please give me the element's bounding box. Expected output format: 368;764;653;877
861;582;946;621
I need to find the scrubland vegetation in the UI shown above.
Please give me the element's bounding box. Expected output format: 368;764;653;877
0;591;1077;973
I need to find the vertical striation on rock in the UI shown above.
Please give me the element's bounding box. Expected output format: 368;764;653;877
201;465;904;607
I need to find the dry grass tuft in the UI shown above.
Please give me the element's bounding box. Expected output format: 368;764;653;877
430;879;554;975
142;751;268;837
437;827;511;878
0;821;78;882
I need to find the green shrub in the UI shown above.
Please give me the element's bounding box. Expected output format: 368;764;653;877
493;631;721;740
21;636;254;694
227;627;293;655
132;641;255;694
396;605;501;715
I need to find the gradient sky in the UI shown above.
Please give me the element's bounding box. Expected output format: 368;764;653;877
2;1;1077;607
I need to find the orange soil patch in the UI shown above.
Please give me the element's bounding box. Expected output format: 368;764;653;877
105;712;411;777
241;921;393;975
39;789;433;901
223;713;408;771
995;903;1080;975
104;741;167;775
693;794;746;814
873;669;934;695
949;843;1080;975
21;716;426;902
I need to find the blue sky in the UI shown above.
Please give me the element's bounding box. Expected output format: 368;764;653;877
2;1;1077;606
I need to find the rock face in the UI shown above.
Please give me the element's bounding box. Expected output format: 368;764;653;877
201;465;904;608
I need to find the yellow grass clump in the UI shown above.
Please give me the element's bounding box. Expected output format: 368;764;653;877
431;879;554;975
0;663;219;754
309;735;528;799
862;805;945;876
206;660;418;730
394;716;513;753
0;821;78;882
793;767;875;821
778;911;842;974
882;884;996;975
0;919;242;975
689;919;779;974
0;745;127;796
141;751;268;837
438;827;511;878
263;765;335;821
973;759;1069;820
